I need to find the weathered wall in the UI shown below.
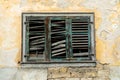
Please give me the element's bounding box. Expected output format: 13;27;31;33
0;0;120;80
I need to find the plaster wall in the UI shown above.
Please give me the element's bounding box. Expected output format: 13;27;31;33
0;0;120;80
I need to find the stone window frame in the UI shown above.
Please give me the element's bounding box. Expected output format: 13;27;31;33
21;12;96;67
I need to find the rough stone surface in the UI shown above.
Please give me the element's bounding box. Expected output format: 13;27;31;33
68;67;97;78
66;78;80;80
93;77;110;80
81;78;92;80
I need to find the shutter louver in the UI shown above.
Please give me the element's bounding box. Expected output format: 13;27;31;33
26;17;45;60
51;19;66;59
72;17;90;59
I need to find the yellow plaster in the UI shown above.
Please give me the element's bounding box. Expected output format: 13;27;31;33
111;37;120;65
96;37;106;63
0;0;120;66
106;3;120;65
0;0;103;66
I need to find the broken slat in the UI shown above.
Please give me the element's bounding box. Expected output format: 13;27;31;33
52;40;65;46
30;40;44;45
31;38;44;43
52;51;65;57
52;48;66;54
29;35;44;39
52;44;65;49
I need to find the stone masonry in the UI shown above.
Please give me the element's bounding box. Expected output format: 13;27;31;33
48;63;110;80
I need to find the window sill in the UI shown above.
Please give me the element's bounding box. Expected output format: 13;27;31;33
20;61;96;68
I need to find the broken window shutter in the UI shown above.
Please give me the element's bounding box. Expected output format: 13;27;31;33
50;17;67;60
25;16;46;61
71;16;91;60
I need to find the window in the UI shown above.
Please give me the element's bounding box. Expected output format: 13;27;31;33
22;13;95;63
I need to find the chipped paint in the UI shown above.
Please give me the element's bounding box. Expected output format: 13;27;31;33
0;0;120;67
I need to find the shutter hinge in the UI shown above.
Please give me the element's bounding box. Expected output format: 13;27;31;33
24;54;29;58
24;21;28;24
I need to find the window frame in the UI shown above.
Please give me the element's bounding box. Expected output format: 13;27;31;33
21;12;96;64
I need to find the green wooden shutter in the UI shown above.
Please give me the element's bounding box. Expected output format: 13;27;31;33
25;16;46;61
71;16;91;60
24;15;94;62
50;16;92;61
50;17;67;61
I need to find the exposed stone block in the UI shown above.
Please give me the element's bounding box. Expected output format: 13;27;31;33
68;68;97;78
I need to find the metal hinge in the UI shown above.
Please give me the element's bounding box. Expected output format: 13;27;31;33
24;54;29;58
24;22;28;24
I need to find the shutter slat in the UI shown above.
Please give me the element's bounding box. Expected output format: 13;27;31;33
52;51;65;57
73;53;89;56
30;26;43;29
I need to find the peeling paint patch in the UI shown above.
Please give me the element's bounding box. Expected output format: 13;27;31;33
55;0;69;8
100;30;109;40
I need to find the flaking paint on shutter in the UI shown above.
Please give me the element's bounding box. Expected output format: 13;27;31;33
25;16;46;61
50;17;67;60
23;14;95;63
71;16;91;60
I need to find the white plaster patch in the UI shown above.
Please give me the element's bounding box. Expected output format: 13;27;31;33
55;0;69;8
0;68;17;80
112;24;118;30
110;66;120;79
107;27;120;40
100;30;109;40
15;68;47;80
82;0;117;10
0;48;19;67
20;0;27;7
10;5;22;14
